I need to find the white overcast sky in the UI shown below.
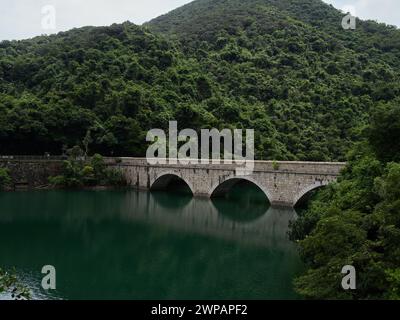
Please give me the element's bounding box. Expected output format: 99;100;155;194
0;0;398;41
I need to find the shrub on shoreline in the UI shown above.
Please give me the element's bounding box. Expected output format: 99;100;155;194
0;268;30;300
49;154;126;188
0;168;11;190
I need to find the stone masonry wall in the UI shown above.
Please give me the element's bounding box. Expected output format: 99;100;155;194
0;159;63;189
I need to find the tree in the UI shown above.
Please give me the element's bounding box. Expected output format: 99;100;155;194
290;104;400;299
0;168;11;190
83;129;93;158
369;103;400;163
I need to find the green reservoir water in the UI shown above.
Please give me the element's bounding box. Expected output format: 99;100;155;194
0;184;303;300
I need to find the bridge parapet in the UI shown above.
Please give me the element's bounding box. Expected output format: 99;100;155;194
107;158;344;174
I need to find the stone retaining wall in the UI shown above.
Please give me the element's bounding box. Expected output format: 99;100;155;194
0;159;63;190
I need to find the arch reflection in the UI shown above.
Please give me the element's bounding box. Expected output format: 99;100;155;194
211;180;269;223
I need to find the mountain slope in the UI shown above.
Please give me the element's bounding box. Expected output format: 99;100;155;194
148;0;400;56
0;0;399;160
147;0;400;160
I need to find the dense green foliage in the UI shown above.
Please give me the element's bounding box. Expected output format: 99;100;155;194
0;168;11;190
290;102;400;299
49;153;126;188
1;0;399;160
0;0;399;300
149;0;400;160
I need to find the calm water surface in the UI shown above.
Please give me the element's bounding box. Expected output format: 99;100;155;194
0;184;303;300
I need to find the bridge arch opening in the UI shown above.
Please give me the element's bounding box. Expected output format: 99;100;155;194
210;178;271;204
210;179;271;222
293;182;330;208
151;174;194;196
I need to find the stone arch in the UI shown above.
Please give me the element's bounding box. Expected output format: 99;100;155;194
208;176;272;203
292;180;332;207
150;172;194;195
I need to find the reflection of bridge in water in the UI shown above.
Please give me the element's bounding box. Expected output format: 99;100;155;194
118;190;298;248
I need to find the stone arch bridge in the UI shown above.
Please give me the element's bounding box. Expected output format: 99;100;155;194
107;158;346;207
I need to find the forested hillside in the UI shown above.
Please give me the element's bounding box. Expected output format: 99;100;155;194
289;101;400;300
1;0;400;161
